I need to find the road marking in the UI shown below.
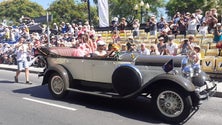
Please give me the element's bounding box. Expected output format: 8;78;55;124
23;97;77;111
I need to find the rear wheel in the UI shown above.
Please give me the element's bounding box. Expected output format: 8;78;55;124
152;87;192;124
48;73;69;99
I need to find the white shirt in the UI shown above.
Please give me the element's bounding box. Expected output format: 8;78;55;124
198;25;208;36
166;43;178;55
94;50;107;57
138;48;150;55
188;19;198;31
16;44;28;61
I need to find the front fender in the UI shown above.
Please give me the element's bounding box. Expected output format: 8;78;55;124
42;64;70;89
146;73;196;92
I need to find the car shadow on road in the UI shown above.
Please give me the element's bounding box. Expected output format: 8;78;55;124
0;80;15;84
13;84;54;99
68;92;163;124
13;85;190;124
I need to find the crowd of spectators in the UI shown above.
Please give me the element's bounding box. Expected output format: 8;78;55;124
0;7;221;66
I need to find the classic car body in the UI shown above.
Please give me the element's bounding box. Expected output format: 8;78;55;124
38;47;217;124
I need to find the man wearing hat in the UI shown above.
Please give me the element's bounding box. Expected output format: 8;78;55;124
157;37;166;55
94;40;107;57
158;30;169;43
126;36;136;52
119;17;127;33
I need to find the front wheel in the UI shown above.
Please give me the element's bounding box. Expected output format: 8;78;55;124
48;73;69;99
152;87;192;124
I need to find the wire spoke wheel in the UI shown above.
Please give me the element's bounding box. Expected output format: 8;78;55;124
157;91;184;118
152;86;192;123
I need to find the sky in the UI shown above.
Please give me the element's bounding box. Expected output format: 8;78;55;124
0;0;95;9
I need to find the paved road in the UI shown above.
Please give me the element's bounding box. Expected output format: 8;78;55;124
0;70;222;125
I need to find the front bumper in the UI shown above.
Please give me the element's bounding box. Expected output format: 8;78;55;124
193;81;217;105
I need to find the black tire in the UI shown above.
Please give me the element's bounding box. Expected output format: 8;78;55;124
48;73;69;99
152;86;192;124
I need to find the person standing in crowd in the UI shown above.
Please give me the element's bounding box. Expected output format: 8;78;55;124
170;24;179;38
187;14;199;35
211;8;221;23
157;17;166;32
162;23;171;34
206;10;218;34
198;21;208;36
14;37;31;84
147;16;157;35
132;19;140;38
111;17;119;32
52;23;59;35
119;17;127;33
177;17;187;37
60;22;67;34
194;9;203;31
213;23;222;43
173;12;181;24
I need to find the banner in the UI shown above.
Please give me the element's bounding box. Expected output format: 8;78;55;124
98;0;109;27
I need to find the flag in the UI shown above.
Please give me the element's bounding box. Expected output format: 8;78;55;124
98;0;109;27
162;59;174;73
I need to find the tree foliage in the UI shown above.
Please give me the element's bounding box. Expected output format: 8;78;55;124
48;0;97;26
93;0;166;24
166;0;222;18
0;0;45;25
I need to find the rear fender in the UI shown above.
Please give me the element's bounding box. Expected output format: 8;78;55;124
42;65;71;89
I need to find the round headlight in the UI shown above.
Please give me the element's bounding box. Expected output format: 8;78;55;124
182;65;194;77
193;63;201;75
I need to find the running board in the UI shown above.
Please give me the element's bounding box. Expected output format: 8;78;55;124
67;88;120;98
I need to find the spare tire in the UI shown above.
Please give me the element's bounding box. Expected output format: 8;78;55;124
112;65;142;96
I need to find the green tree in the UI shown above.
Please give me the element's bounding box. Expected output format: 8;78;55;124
48;0;98;26
0;0;45;25
166;0;222;18
93;0;165;24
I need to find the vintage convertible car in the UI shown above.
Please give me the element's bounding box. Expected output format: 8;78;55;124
38;47;216;124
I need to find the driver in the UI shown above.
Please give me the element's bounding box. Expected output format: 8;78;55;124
93;40;107;57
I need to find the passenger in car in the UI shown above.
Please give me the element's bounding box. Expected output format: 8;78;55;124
71;34;92;57
92;41;118;58
93;40;107;57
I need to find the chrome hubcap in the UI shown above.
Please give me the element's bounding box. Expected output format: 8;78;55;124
51;75;64;95
157;90;184;118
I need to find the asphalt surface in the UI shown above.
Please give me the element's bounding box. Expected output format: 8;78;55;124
0;64;221;98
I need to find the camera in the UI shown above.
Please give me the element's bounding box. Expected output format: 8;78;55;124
184;39;188;44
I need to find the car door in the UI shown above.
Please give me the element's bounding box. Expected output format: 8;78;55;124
91;59;132;83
